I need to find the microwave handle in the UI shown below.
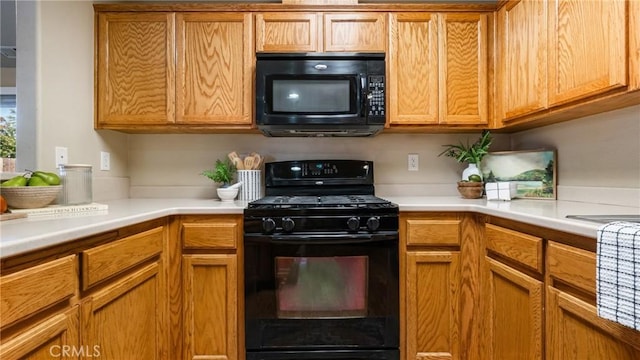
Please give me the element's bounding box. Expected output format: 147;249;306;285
360;75;368;117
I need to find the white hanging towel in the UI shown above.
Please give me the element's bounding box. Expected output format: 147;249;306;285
596;221;640;330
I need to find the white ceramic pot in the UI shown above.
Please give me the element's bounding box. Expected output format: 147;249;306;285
462;163;482;181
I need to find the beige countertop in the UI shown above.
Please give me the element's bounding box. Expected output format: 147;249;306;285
1;197;638;259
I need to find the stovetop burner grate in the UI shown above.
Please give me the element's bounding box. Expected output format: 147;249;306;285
248;195;393;209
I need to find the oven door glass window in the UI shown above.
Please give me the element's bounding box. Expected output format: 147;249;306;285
244;236;399;351
268;76;357;114
275;256;368;319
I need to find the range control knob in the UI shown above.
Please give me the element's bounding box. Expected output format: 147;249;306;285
347;217;360;231
282;217;295;233
262;218;276;234
367;217;381;232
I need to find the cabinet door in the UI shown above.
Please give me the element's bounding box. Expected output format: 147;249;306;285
406;251;460;360
323;13;386;52
81;261;166;359
388;13;438;125
255;12;320;52
176;13;253;125
183;254;237;360
546;287;640;360
96;13;175;127
438;13;488;125
498;0;548;120
0;307;79;360
485;257;543;360
548;0;626;105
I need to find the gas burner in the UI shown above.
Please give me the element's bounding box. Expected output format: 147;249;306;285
248;195;393;209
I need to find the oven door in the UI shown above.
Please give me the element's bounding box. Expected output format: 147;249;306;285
244;233;399;352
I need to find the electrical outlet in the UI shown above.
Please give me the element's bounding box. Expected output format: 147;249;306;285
100;151;110;171
408;153;419;171
55;147;68;167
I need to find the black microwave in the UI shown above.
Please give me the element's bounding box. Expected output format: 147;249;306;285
255;53;386;137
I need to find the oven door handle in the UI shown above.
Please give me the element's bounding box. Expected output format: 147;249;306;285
245;232;398;245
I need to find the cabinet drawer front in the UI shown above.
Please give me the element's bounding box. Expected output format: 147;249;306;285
0;255;76;327
486;224;543;273
82;226;164;290
406;219;461;246
182;220;239;249
547;241;596;295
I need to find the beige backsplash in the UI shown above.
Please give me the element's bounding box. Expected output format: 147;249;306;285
123;105;640;208
127;132;511;198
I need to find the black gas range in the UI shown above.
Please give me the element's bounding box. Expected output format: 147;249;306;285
244;160;399;235
243;160;399;360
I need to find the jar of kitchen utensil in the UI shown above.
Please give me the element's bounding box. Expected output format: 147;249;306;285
237;170;262;201
58;164;92;205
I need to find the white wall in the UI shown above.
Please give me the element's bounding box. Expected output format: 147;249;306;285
35;1;129;201
511;105;640;207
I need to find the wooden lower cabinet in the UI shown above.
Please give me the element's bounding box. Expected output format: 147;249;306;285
546;240;640;359
0;306;79;360
401;213;482;360
81;261;166;359
484;257;543;360
182;254;237;360
406;251;461;360
178;215;242;360
546;288;640;360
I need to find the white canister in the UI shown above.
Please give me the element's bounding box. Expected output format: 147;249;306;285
58;164;92;205
237;170;262;201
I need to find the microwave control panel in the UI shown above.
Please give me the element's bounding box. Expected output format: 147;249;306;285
367;75;385;120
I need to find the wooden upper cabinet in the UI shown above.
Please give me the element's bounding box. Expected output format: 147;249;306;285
439;13;488;125
323;13;387;52
256;12;385;53
176;13;253;125
548;0;627;106
255;12;320;52
498;0;548;121
96;12;175;127
388;13;488;126
388;13;438;125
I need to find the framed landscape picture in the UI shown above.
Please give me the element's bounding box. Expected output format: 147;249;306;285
480;149;556;199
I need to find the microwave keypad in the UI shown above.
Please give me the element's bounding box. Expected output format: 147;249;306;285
368;75;385;118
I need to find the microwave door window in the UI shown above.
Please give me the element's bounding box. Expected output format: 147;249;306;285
272;79;351;114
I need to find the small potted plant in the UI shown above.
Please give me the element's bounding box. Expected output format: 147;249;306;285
438;130;492;199
202;159;238;201
438;130;492;181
